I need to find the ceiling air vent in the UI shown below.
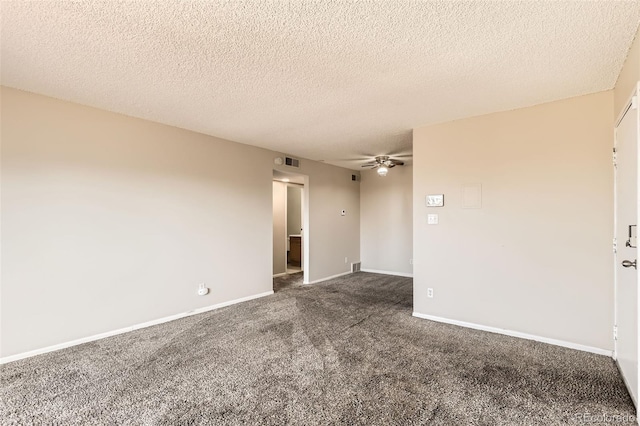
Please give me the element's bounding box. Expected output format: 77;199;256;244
351;174;360;182
285;156;300;168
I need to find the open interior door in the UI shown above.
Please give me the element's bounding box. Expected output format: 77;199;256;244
615;85;640;408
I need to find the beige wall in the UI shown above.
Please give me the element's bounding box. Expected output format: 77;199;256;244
1;87;360;358
413;91;614;351
614;28;640;120
272;181;286;275
288;163;360;282
360;166;413;275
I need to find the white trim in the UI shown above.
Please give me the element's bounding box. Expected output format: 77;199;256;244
615;83;639;127
614;121;618;361
302;175;310;285
0;291;274;365
272;273;287;278
613;82;640;405
614;121;619;361
361;268;413;278
617;359;639;408
412;312;612;357
304;271;351;285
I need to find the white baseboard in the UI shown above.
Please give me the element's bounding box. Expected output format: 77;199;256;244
412;312;612;357
0;290;274;365
304;271;351;285
361;268;413;278
272;273;287;278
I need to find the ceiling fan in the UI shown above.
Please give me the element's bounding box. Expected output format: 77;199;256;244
362;156;405;176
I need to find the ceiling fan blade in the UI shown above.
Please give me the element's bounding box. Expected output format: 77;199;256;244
390;160;405;166
361;163;377;167
318;156;376;162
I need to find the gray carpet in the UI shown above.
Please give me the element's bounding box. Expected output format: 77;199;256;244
273;271;304;292
0;272;635;425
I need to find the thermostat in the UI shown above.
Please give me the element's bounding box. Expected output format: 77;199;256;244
426;194;444;207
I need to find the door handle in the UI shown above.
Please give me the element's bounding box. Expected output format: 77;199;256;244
621;259;637;269
626;225;637;248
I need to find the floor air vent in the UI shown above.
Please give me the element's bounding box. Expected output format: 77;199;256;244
351;262;361;273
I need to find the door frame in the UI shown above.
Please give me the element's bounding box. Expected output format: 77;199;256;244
272;170;310;285
613;82;640;409
285;182;304;272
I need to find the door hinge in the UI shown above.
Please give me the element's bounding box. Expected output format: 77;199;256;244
613;237;617;254
613;325;618;340
613;147;617;167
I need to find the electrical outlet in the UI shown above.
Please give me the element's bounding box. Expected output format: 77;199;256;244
409;258;413;265
344;257;348;264
427;288;434;298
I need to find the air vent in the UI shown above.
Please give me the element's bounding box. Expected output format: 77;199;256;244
351;174;360;182
285;156;300;168
351;262;361;273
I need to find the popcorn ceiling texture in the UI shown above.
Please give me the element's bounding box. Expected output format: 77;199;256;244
1;1;639;169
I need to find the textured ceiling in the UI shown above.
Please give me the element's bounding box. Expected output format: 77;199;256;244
2;1;640;170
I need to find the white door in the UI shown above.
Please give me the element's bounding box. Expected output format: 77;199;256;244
615;87;639;408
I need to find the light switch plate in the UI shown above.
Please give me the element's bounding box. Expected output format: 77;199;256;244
426;194;444;207
427;214;439;225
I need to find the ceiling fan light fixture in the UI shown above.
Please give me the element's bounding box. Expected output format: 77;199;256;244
361;155;405;175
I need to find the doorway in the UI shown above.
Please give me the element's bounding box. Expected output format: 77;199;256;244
285;185;303;274
614;84;640;409
272;170;308;288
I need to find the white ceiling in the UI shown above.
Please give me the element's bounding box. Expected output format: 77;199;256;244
2;1;639;170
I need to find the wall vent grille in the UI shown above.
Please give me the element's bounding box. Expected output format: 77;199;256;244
285;157;300;168
351;262;361;273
